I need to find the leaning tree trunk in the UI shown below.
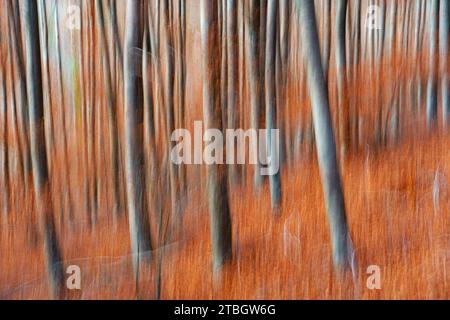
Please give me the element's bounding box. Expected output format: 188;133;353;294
124;0;152;272
296;0;353;273
23;0;64;298
440;0;450;125
265;0;281;210
426;0;439;127
201;0;233;273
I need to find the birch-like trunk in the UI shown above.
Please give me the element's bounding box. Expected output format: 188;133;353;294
124;0;152;272
265;0;281;210
296;0;353;272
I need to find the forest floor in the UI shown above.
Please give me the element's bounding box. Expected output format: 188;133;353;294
0;129;449;299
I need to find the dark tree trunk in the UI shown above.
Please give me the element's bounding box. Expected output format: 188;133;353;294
201;0;233;273
23;0;64;298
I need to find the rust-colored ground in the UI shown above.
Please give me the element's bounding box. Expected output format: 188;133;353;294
1;130;449;299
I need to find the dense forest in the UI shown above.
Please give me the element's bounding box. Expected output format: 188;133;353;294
0;0;449;299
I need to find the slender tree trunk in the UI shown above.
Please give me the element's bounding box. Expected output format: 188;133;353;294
96;0;122;221
336;0;350;157
201;0;233;273
108;0;123;70
440;0;450;125
143;25;158;215
245;0;263;188
322;0;331;80
220;0;228;130
161;0;179;220
124;0;152;272
23;0;64;298
7;1;31;192
296;0;353;273
6;15;26;191
176;0;187;197
0;60;9;225
265;0;281;210
54;2;74;224
427;0;439;127
227;0;238;184
279;0;291;164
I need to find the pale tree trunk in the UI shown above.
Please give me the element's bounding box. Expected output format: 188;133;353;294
245;0;264;188
146;2;167;299
375;0;387;145
54;2;74;225
279;0;291;164
0;59;9;225
440;0;450;125
296;0;353;273
427;0;439;127
322;0;331;80
201;0;233;273
259;0;267;125
265;0;281;210
161;0;179;220
227;0;238;184
96;0;122;222
412;0;423;113
24;0;64;298
143;25;158;217
335;0;350;157
220;0;228;130
124;0;152;272
176;0;187;197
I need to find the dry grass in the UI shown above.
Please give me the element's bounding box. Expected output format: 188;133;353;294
0;131;449;299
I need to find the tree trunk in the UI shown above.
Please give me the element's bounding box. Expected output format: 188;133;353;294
96;0;122;221
7;1;31;192
335;0;350;157
124;0;152;272
322;0;331;80
426;0;439;127
227;0;238;184
265;0;281;210
440;0;450;125
245;0;264;188
23;0;64;298
201;0;233;273
0;59;9;224
161;0;179;220
296;0;353;273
